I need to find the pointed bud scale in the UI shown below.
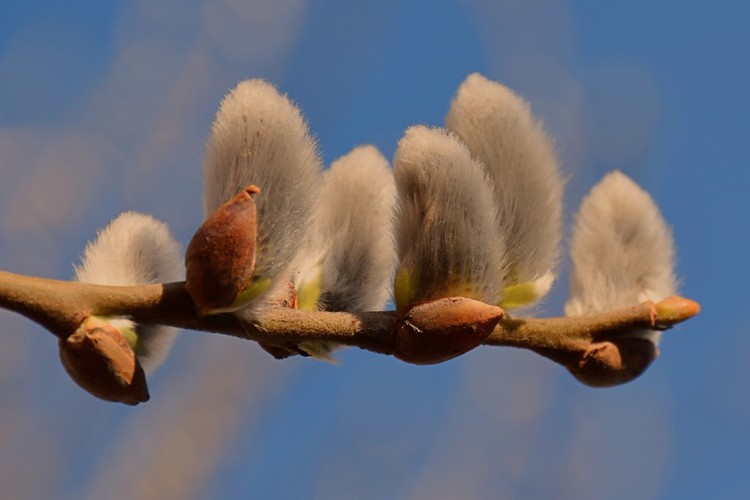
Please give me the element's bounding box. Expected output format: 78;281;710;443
654;296;700;328
394;297;504;365
58;317;150;405
186;185;260;315
568;338;658;388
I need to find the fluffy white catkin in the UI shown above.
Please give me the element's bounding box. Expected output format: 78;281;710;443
394;126;506;308
75;212;183;374
281;146;396;361
317;145;396;312
445;73;563;304
202;79;323;308
565;171;677;344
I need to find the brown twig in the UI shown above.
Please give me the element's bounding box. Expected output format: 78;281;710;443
0;269;699;388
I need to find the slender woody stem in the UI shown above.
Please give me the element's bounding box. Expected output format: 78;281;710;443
487;303;660;367
0;269;696;365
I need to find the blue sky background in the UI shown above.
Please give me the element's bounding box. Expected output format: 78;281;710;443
0;1;747;499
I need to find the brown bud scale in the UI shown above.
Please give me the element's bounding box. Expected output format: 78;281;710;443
395;297;504;365
568;337;658;388
59;318;149;405
185;185;260;314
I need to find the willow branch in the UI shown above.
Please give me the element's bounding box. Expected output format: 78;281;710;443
0;269;699;386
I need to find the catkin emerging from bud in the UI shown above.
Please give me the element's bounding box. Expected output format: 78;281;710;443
565;171;677;344
446;73;563;307
75;212;183;374
317;145;396;312
393;126;506;310
202;79;323;308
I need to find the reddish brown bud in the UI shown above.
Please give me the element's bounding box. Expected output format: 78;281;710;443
59;318;149;405
568;337;657;388
186;185;260;314
394;297;504;365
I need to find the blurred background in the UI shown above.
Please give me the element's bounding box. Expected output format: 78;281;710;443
0;1;746;498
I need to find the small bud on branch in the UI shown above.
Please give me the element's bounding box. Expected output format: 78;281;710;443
59;317;150;405
395;297;504;364
185;184;261;315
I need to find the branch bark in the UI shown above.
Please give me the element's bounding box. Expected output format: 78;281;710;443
0;269;699;388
